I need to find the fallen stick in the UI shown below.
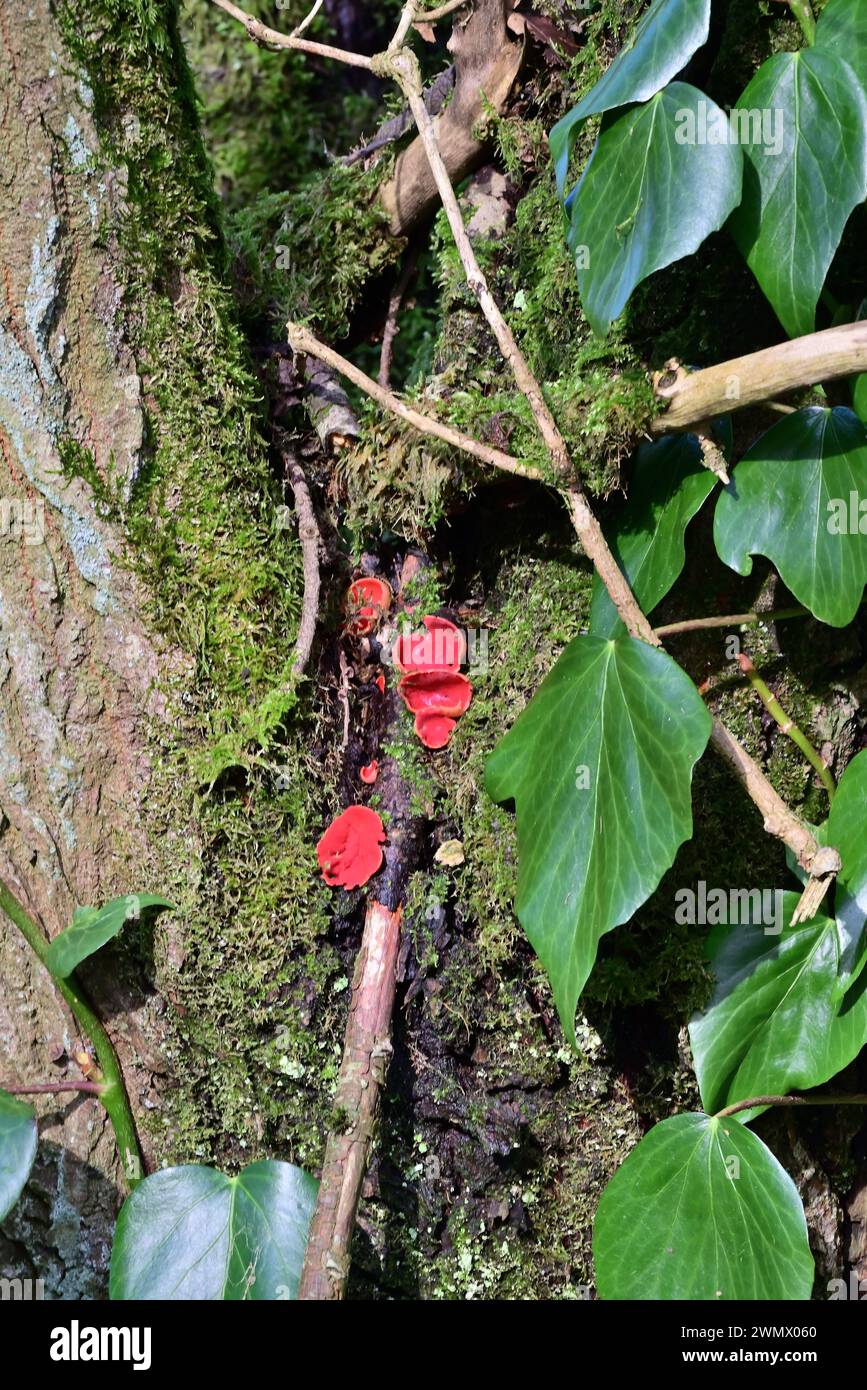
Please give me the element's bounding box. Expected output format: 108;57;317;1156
298;898;402;1299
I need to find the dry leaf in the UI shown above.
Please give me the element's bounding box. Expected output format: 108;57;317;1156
434;839;465;867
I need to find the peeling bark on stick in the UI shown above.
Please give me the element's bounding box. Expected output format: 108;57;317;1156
298;898;402;1299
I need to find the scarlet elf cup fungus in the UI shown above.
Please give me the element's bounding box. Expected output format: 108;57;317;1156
316;806;386;889
393;616;473;749
346;577;393;637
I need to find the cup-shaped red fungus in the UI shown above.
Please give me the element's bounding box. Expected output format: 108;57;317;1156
346;578;393;637
414;712;457;749
359;760;379;784
398;669;473;747
392;615;465;673
316;805;386;888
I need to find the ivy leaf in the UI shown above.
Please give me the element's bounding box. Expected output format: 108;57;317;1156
593;1113;814;1300
549;0;712;196
0;1091;38;1221
827;749;867;984
815;0;867;94
590;432;720;638
714;407;867;627
46;894;175;979
566;85;743;336
728;50;867;339
485;636;711;1044
689;893;867;1118
110;1161;318;1300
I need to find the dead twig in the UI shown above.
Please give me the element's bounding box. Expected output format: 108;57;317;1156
288;321;545;481
379;249;420;387
283;451;322;676
209;0;376;69
652;323;867;434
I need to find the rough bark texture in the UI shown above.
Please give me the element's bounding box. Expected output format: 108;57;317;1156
0;0;174;1294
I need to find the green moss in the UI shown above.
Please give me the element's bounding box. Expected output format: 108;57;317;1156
229;162;402;340
181;0;382;209
59;0;346;1168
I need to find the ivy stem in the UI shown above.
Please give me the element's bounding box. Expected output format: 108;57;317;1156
787;0;817;45
3;1081;105;1096
736;652;836;801
0;877;144;1188
655;606;809;637
715;1093;867;1119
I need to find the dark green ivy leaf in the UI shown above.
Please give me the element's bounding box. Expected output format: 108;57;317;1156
689;893;867;1118
728;49;867;338
714;407;867;627
815;0;867;94
485;635;711;1045
589;432;720;638
0;1091;37;1221
566;84;743;336
827;749;867;985
549;0;712;196
594;1113;814;1300
46;894;175;979
110;1161;318;1300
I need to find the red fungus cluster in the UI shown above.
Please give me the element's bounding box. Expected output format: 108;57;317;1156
316;805;386;889
393;615;472;749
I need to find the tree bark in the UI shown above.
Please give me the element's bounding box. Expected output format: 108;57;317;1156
0;0;177;1294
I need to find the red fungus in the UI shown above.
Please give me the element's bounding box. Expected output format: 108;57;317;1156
398;668;473;748
316;806;386;889
392;614;465;673
346;577;393;637
414;712;457;749
375;672;386;694
398;669;473;717
359;760;379;784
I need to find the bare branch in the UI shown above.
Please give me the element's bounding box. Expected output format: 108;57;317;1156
298;899;402;1298
654;606;809;637
291;0;323;38
287;319;546;481
209;0;376;70
379;250;420;388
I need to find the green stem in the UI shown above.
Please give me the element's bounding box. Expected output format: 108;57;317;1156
787;0;816;44
737;652;836;801
655;605;809;637
0;878;144;1188
715;1092;867;1119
